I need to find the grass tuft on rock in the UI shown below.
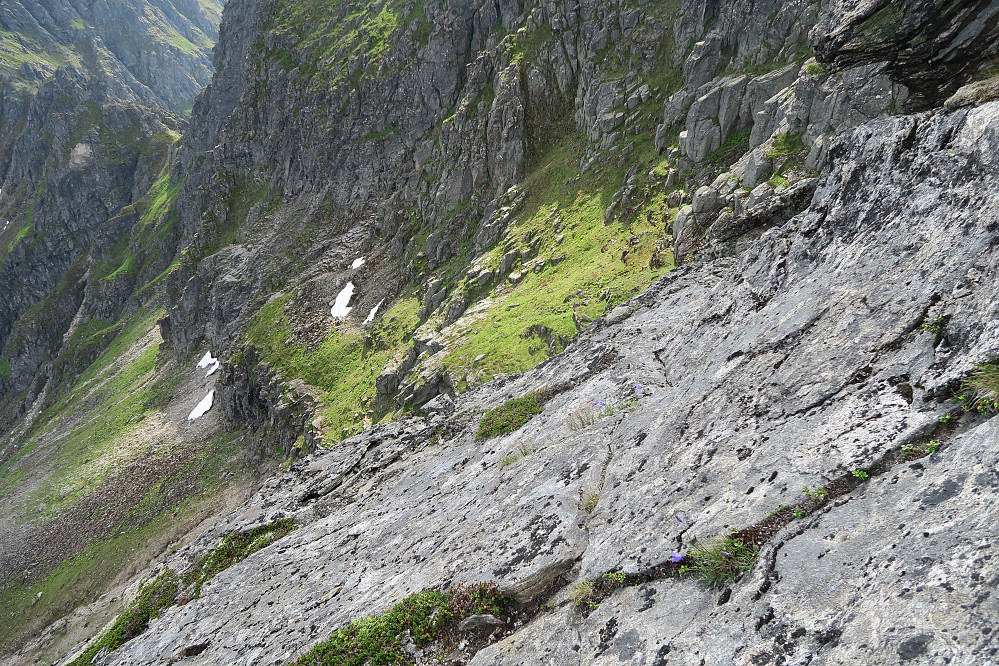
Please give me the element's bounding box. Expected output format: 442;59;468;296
476;383;571;440
182;519;296;597
961;362;999;414
680;534;758;588
67;571;179;666
766;131;805;159
477;392;544;440
291;582;510;666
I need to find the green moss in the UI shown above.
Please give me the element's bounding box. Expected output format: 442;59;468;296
707;128;751;165
805;61;826;75
291;582;510;666
61;519;291;666
183;519;296;596
0;358;10;380
767;173;790;189
766;132;804;159
854;3;906;41
356;125;398;143
7;219;33;253
477;392;544;440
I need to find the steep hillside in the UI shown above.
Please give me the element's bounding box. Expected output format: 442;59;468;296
60;95;999;666
0;0;221;113
0;0;226;657
0;0;998;664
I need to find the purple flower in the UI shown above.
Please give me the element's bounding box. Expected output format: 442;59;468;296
598;400;605;406
721;551;731;557
669;551;683;563
674;514;682;523
636;384;643;390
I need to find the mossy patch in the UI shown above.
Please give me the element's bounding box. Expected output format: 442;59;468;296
766;131;804;159
181;519;295;597
290;582;511;666
477;392;544;440
245;293;422;440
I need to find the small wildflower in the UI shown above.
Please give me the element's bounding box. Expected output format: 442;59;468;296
720;551;731;557
590;401;597;406
598;400;605;406
669;551;683;563
636;384;643;390
674;514;682;523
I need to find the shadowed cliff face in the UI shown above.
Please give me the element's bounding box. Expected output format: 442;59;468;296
812;0;999;109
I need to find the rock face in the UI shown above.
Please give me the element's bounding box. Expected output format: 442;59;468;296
0;0;222;113
3;0;999;664
812;0;999;110
88;101;999;666
0;0;221;434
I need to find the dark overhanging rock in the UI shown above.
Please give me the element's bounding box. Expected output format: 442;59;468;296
811;0;999;110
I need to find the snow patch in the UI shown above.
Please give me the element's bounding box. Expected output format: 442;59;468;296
188;390;215;421
363;299;385;326
331;282;355;318
197;351;218;369
206;360;221;377
351;257;366;270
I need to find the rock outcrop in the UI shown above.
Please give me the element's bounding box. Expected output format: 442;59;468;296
3;1;999;664
75;98;999;666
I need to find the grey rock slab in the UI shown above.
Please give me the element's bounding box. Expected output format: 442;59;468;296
470;418;999;666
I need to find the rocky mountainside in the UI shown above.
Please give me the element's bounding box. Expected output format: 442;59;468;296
0;0;998;664
74;97;999;666
0;0;221;435
0;0;221;113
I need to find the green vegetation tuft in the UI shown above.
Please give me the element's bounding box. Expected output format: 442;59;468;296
182;519;296;596
477;392;544;440
766;132;805;160
7;220;33;253
67;571;179;666
0;358;10;380
680;535;758;588
960;362;999;414
805;61;826;75
476;383;572;440
291;582;510;666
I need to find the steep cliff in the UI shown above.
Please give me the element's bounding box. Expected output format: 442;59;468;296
0;0;227;657
1;0;998;664
57;95;999;666
0;0;221;434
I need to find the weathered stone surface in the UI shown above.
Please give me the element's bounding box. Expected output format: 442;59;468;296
812;0;999;109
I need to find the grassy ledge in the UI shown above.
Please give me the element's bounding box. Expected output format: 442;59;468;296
67;519;295;666
291;582;511;666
